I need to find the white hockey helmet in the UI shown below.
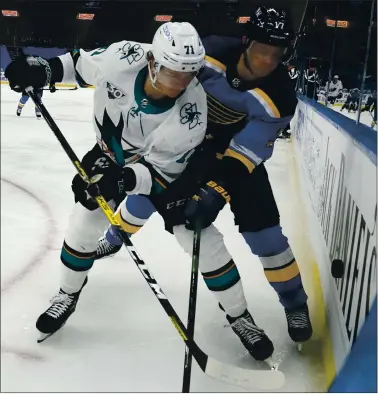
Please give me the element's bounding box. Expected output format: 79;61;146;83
333;75;339;79
151;22;205;73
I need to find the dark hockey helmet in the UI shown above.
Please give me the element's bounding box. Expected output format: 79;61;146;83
244;6;294;49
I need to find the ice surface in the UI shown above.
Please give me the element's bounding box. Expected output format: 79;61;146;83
1;85;325;392
332;104;377;130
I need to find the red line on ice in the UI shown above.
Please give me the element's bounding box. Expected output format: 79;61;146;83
1;345;45;361
1;178;57;292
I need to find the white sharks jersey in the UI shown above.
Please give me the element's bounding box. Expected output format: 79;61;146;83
57;41;207;194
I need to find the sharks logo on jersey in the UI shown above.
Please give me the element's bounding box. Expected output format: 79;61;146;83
117;42;145;64
180;102;203;130
95;108;125;165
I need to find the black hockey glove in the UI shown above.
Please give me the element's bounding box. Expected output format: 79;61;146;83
5;56;52;93
184;180;230;230
184;153;252;230
72;166;136;211
49;83;57;93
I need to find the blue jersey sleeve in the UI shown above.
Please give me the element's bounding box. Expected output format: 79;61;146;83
224;88;293;172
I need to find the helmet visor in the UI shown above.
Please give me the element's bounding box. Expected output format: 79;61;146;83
156;66;197;90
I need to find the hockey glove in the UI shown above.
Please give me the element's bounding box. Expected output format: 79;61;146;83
5;56;52;93
72;166;136;211
49;83;57;93
184;180;230;230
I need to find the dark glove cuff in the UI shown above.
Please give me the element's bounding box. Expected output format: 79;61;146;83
122;167;137;192
48;57;64;84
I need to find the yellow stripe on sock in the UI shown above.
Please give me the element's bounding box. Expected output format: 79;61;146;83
264;260;300;283
115;211;142;234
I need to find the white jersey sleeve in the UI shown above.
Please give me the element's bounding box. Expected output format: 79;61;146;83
57;41;129;87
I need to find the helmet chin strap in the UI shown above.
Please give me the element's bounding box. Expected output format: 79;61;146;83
147;60;165;92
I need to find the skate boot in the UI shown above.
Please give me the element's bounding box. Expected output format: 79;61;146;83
36;276;88;342
227;309;274;362
16;107;22;116
285;303;313;348
95;234;122;260
35;109;41;119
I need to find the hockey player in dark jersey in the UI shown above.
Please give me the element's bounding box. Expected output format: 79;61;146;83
361;91;377;128
341;88;360;113
97;6;312;362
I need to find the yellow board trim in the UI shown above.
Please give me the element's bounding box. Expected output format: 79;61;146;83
253;88;281;118
115;211;141;234
290;141;336;388
205;55;227;72
264;260;300;283
224;148;255;173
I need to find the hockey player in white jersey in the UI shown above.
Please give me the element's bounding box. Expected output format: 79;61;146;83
96;7;313;363
326;75;343;105
5;22;207;342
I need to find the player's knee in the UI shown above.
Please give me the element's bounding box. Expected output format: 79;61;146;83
65;203;110;253
61;241;95;272
116;195;155;235
173;224;231;271
242;225;290;257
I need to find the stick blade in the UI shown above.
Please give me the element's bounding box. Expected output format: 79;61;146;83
205;357;285;391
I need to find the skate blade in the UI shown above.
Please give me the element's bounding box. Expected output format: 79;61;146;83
37;332;53;343
265;357;279;370
37;321;67;343
297;343;303;352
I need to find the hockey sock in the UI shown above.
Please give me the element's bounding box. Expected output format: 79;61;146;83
242;227;308;310
202;259;247;318
173;225;247;318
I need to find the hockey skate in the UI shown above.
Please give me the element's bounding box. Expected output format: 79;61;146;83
95;234;122;260
16;108;22;116
35;110;41;119
36;277;88;343
227;309;274;363
284;303;313;351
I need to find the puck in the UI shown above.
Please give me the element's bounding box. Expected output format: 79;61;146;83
331;259;345;278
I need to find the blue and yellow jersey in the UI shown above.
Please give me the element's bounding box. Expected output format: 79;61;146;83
198;35;298;174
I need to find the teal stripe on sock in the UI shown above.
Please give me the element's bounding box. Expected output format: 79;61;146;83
61;247;94;269
204;265;240;289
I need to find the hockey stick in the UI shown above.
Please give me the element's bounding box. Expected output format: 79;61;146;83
42;86;78;91
182;227;201;393
25;87;285;391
